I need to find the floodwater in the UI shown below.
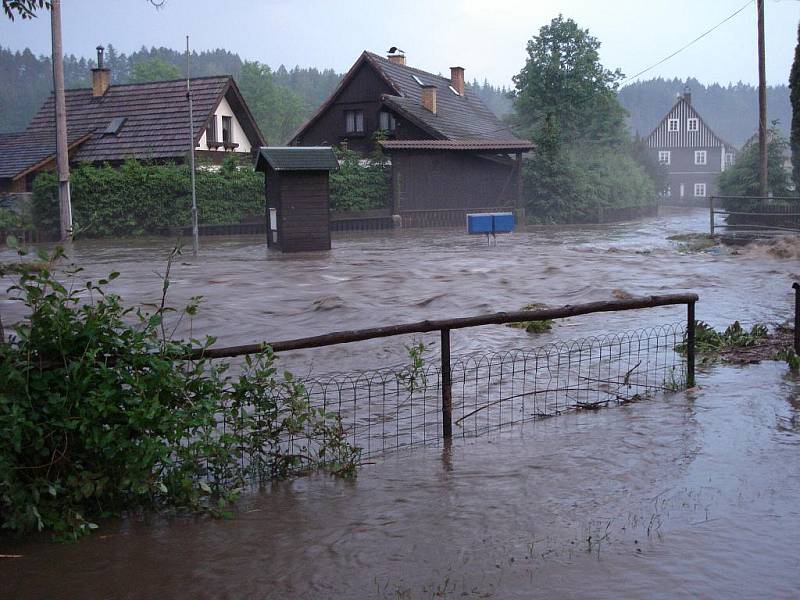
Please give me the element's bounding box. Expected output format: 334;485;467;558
1;207;797;375
2;208;800;598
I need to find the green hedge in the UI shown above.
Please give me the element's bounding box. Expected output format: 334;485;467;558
32;159;264;238
329;146;390;212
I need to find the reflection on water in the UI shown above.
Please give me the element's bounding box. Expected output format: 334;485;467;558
2;208;800;598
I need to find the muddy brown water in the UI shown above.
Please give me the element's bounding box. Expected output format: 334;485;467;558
1;208;799;598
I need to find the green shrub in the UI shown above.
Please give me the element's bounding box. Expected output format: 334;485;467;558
32;158;264;238
0;208;24;231
329;146;390;212
0;245;357;540
506;303;554;333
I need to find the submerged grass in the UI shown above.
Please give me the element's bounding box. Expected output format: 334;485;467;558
667;233;718;254
506;303;554;334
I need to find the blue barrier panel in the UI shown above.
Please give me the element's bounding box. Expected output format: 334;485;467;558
467;213;494;234
492;212;515;233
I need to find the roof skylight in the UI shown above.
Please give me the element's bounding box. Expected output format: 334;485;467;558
412;75;425;86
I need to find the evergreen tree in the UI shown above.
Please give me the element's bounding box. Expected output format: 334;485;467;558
790;21;800;189
129;57;181;83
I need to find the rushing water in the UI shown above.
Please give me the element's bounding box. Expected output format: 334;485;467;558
1;208;799;598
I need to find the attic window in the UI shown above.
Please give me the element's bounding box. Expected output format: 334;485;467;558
412;75;425;86
448;85;460;96
103;116;126;136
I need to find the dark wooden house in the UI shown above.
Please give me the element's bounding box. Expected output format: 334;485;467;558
254;147;338;252
0;46;265;194
289;51;533;226
646;89;736;205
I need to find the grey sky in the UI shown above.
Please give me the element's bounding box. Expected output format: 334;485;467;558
1;0;798;88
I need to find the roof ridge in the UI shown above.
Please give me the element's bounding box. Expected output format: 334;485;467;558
62;74;232;93
366;51;454;86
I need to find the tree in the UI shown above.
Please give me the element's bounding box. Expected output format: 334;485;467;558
513;14;627;145
790;21;800;189
237;61;306;144
129;57;181;83
717;127;792;197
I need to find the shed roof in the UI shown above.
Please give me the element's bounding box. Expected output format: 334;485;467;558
254;146;339;172
0;130;92;179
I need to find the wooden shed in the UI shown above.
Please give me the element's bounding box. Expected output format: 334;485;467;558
254;146;338;252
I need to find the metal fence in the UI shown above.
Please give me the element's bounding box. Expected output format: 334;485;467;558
195;294;697;461
710;195;800;235
288;324;687;458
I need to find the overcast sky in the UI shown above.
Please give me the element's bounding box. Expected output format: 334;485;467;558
1;0;799;88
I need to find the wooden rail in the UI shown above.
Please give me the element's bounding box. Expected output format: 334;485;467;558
190;293;699;437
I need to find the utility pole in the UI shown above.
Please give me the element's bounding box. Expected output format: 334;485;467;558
187;35;199;257
757;0;768;197
50;0;72;240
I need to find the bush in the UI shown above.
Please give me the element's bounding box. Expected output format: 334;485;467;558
0;207;24;231
0;245;358;540
329;146;390;212
522;142;657;223
32;158;264;238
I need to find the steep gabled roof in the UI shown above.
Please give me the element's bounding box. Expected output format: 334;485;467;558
646;96;733;149
290;50;523;144
21;76;265;165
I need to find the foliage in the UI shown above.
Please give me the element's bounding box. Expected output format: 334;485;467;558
0;207;24;231
2;0;48;20
717;127;793;198
513;16;656;223
507;303;554;333
512;15;626;145
676;320;769;355
521;142;656;223
790;22;800;190
128;57;181;83
237;61;306;144
667;233;718;253
329;144;391;212
31;159;263;238
776;348;800;370
0;245;358;540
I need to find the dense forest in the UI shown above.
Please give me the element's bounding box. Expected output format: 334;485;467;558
0;44;792;148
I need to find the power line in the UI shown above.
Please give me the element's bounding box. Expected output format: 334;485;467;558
620;0;754;86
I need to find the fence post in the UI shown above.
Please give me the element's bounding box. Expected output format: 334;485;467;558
687;301;696;388
709;196;715;236
440;328;453;439
793;282;800;354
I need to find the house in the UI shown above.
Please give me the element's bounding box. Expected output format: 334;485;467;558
646;88;736;204
0;46;265;194
289;51;533;226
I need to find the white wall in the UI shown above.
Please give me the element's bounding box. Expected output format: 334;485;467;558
197;94;252;153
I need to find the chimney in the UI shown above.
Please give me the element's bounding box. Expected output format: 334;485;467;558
421;84;437;114
388;53;406;66
450;66;465;95
682;84;691;105
92;45;110;97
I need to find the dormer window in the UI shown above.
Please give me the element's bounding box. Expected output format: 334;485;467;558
668;118;679;132
378;111;396;132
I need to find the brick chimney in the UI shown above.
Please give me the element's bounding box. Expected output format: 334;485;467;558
421;84;437;114
92;45;110;97
450;66;465;95
388;53;406;66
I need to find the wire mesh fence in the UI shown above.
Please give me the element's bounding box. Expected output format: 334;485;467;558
273;323;688;459
711;195;800;235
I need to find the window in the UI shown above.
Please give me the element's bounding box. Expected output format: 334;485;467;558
668;118;679;132
345;110;364;134
378;111;396;131
206;116;217;141
658;150;671;165
412;75;425;86
694;150;707;165
725;152;735;166
221;116;233;143
694;183;707;197
687;118;699;132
